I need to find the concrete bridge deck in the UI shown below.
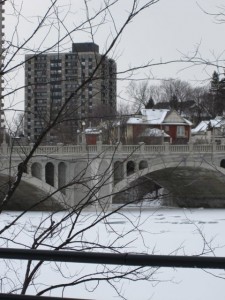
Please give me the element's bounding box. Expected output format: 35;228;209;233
4;142;225;156
0;142;225;210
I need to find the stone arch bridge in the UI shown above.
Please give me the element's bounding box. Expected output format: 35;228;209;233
1;142;225;210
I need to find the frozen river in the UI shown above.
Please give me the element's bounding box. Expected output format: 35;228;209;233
1;207;225;300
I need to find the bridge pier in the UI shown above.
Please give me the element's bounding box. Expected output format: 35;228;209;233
54;164;58;190
41;163;45;182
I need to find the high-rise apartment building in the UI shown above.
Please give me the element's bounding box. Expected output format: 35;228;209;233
24;43;117;143
0;1;4;130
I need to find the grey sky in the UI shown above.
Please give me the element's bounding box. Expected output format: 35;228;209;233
4;0;225;117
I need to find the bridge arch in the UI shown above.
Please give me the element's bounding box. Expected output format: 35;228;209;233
31;162;42;180
139;160;148;170
127;160;135;176
220;159;225;168
113;158;225;207
45;162;54;187
117;160;225;188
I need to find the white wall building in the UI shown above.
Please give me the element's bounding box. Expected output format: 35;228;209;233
191;116;225;145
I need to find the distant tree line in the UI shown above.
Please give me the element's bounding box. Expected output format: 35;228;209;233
127;71;225;126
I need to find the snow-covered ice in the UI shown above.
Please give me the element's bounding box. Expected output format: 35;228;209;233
1;208;225;300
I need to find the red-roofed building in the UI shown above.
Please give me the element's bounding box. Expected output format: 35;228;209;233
126;109;192;144
84;128;102;145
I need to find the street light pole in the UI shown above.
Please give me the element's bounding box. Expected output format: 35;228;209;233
76;129;80;144
81;121;86;144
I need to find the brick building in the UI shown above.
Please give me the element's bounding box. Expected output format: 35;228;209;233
126;109;192;144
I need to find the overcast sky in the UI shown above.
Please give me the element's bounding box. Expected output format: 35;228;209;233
4;0;225;115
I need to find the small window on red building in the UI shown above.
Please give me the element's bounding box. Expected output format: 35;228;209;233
165;125;169;132
177;126;185;137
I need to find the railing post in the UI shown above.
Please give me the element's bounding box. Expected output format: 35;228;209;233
1;142;8;155
116;141;122;152
188;141;193;153
57;143;63;153
81;132;87;152
29;143;34;153
138;142;145;153
96;140;102;153
212;142;217;152
82;143;87;152
164;142;169;153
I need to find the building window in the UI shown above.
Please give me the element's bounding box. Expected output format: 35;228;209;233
176;126;185;137
164;125;169;132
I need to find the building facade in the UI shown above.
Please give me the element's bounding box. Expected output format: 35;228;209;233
0;1;4;131
191;116;225;145
24;43;117;143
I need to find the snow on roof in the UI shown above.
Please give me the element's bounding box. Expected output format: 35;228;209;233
141;108;169;124
127;117;143;124
127;109;191;125
183;118;193;126
127;109;169;125
85;128;101;135
192;116;225;134
191;120;209;134
209;116;225;128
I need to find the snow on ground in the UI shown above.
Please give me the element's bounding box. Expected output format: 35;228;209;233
1;208;225;299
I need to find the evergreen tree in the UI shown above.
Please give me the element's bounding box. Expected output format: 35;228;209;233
210;71;225;115
169;94;179;110
211;71;220;92
145;97;155;109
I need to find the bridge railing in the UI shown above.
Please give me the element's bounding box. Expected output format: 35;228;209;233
144;145;166;153
2;142;225;156
168;144;189;152
193;144;213;152
215;144;225;152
